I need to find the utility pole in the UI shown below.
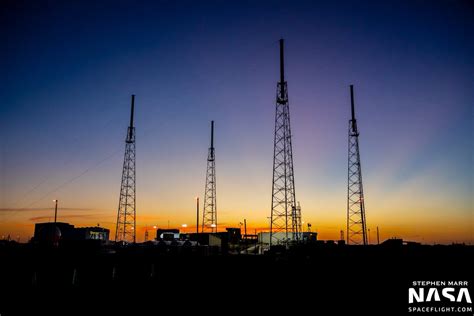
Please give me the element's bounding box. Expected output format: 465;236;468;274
196;197;199;236
244;219;247;239
115;94;137;243
202;121;217;232
53;199;58;223
377;226;380;245
52;199;59;246
270;39;299;246
346;85;368;245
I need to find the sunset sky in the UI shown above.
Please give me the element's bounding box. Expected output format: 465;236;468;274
1;0;472;244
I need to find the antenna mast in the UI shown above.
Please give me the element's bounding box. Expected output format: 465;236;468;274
115;94;137;243
270;39;300;246
202;121;217;232
346;85;367;245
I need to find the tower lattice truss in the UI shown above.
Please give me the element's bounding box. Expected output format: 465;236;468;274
270;81;300;246
115;95;136;243
347;86;367;245
202;121;217;233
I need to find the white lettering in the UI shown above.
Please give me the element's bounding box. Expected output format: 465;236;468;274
442;288;456;302
409;283;471;304
426;288;440;302
457;288;472;303
409;288;424;303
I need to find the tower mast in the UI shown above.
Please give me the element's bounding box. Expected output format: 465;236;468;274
346;85;368;245
270;39;299;246
115;95;137;243
202;121;217;232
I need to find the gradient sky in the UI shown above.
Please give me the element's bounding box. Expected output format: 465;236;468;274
1;0;472;244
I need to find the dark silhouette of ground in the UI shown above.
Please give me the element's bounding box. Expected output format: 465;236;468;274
0;241;472;315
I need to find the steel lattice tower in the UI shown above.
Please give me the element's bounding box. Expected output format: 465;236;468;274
346;85;368;245
115;95;137;243
202;121;217;233
270;39;299;246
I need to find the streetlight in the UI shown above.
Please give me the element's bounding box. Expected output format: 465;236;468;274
196;196;199;235
53;199;58;223
51;199;59;246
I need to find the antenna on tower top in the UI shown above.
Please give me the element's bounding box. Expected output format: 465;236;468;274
279;39;285;100
279;39;285;83
210;120;214;152
130;95;135;128
350;85;355;121
350;85;358;134
127;95;135;142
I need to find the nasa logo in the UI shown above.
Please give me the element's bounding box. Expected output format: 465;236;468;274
408;281;473;313
409;287;471;304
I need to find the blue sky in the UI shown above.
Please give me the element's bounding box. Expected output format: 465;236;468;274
1;0;472;243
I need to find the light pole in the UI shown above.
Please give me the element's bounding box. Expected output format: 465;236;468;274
368;228;371;245
53;199;58;223
377;226;380;245
244;219;247;239
51;199;59;246
153;225;157;241
196;197;199;236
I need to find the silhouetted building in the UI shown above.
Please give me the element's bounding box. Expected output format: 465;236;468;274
33;222;75;244
33;222;109;244
74;227;109;241
156;229;180;241
186;229;243;253
258;232;318;245
226;228;241;243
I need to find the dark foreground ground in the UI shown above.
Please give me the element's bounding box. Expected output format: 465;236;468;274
0;242;472;315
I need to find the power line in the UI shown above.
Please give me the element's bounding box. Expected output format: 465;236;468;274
0;147;122;221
